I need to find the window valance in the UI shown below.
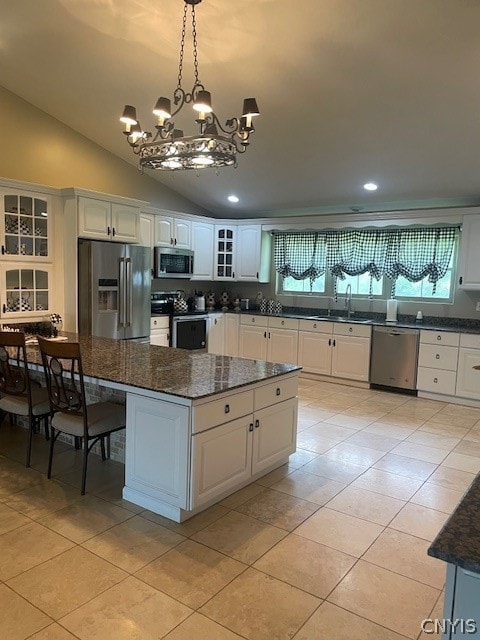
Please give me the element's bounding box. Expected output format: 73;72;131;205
274;226;459;297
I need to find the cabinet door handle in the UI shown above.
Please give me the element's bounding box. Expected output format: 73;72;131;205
433;377;438;383
459;276;463;285
174;238;177;245
170;238;174;245
107;226;111;236
224;404;230;414
0;245;4;255
268;332;271;339
333;339;336;347
2;304;5;313
249;423;254;432
328;338;331;346
112;227;116;237
276;387;281;396
254;419;260;428
256;272;259;279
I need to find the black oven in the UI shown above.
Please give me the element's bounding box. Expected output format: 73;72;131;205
171;315;207;350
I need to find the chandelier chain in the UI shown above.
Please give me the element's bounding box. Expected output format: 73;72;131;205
176;2;188;90
191;5;200;86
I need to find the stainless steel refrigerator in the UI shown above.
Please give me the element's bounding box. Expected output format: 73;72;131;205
78;239;151;340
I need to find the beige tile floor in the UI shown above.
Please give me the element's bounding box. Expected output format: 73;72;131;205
1;379;479;639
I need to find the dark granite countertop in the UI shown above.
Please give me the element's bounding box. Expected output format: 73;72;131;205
428;474;480;572
25;333;300;401
228;309;480;334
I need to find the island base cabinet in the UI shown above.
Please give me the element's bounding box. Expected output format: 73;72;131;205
124;394;190;513
252;398;297;475
192;416;253;508
441;563;480;638
192;396;297;509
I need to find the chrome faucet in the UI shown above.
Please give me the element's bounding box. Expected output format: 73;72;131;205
345;284;353;318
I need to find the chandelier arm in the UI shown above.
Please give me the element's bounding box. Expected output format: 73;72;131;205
206;113;239;137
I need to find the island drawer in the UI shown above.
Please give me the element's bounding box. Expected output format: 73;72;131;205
193;390;254;433
420;330;460;347
254;377;298;411
240;315;268;327
418;344;459;371
268;317;299;330
417;366;456;395
298;319;333;334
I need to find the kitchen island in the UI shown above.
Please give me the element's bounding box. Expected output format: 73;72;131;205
25;335;300;522
428;474;480;638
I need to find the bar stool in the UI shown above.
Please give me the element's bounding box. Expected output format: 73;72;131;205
37;336;126;495
0;331;51;467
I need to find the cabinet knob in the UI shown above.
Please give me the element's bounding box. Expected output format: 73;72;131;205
433;377;438;383
254;419;260;428
281;320;285;325
436;335;442;341
224;404;230;414
349;327;353;332
313;323;317;328
436;354;440;359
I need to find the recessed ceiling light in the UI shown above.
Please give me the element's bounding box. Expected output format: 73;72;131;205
228;195;239;203
363;182;378;191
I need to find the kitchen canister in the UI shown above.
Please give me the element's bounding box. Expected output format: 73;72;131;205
273;301;283;315
267;299;275;314
259;298;267;314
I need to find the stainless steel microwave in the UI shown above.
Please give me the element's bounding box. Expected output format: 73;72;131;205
153;247;194;279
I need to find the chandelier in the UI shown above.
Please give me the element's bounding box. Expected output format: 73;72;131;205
120;0;260;171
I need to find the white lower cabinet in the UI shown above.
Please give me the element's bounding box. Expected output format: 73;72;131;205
251;398;297;475
331;335;371;381
417;330;459;395
192;415;253;507
207;313;225;355
456;347;480;401
150;316;170;347
191;376;298;509
239;323;268;360
224;314;240;356
298;320;371;381
239;315;298;365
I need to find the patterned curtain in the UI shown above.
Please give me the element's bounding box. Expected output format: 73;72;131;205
274;226;459;297
273;232;326;282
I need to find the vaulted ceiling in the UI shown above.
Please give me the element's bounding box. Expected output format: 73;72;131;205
2;0;480;217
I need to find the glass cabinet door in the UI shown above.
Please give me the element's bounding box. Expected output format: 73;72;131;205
1;267;50;316
2;193;49;259
215;226;236;280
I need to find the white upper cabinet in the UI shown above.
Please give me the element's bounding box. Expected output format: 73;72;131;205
1;189;51;262
458;215;480;290
236;225;271;282
214;225;237;280
191;221;214;280
154;216;191;249
78;197;139;243
138;212;154;268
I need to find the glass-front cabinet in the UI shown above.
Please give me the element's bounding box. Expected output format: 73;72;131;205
1;191;50;260
0;266;52;317
214;225;237;280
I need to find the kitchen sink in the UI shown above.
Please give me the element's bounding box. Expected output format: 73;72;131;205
310;315;372;324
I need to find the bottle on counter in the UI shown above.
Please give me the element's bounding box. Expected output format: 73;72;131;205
416;310;423;323
255;291;264;310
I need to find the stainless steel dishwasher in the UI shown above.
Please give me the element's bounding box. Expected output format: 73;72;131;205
370;326;420;390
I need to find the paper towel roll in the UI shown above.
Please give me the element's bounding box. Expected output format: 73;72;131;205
386;299;398;322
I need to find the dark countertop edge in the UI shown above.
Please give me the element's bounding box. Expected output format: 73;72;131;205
428;473;480;573
221;310;480;334
87;364;302;401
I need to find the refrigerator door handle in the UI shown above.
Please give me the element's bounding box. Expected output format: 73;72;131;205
126;257;132;327
119;257;126;328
